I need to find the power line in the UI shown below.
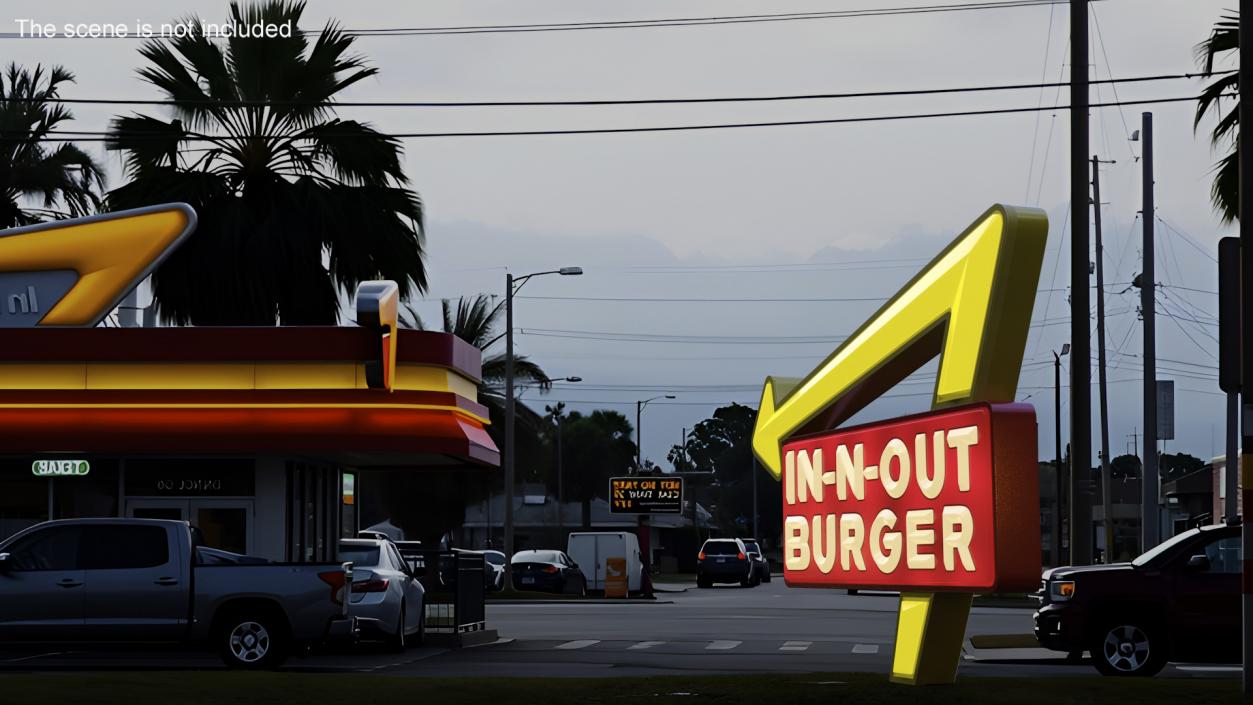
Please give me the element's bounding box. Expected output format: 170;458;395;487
517;294;888;303
1023;0;1057;202
0;1;1086;40
1;71;1215;108
518;328;849;344
1155;216;1219;263
1090;3;1139;161
33;94;1225;142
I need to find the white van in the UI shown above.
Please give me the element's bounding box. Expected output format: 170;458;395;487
567;531;642;592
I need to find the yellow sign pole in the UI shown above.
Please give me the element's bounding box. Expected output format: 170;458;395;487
751;204;1048;685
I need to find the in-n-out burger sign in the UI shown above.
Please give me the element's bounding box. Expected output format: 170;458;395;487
782;403;1038;592
751;205;1049;685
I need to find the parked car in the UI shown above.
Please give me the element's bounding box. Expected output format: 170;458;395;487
567;532;642;593
511;549;587;595
482;550;506;591
0;518;356;669
1034;522;1242;676
742;539;771;583
337;539;425;651
697;538;756;588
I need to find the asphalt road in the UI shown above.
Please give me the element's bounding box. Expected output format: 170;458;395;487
0;580;1241;680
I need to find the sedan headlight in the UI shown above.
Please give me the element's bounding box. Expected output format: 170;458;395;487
1049;580;1076;601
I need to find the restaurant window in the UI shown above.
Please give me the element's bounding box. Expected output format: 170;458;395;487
53;459;119;520
0;463;48;541
341;471;357;538
286;461;338;562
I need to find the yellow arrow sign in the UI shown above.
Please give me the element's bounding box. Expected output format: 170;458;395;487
0;204;196;327
752;204;1048;479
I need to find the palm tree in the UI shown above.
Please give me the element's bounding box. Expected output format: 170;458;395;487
1195;13;1239;223
106;1;425;325
433;295;552;420
0;64;104;228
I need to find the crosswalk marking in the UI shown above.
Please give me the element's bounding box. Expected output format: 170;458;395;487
779;641;812;651
706;640;742;650
554;640;600;650
852;643;880;654
627;641;665;650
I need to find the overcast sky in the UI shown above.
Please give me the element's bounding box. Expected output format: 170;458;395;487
4;0;1233;471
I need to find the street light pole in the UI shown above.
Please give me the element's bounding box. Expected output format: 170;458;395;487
633;393;674;597
635;395;676;469
503;267;582;591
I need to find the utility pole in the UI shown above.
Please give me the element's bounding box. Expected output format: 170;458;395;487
1093;155;1115;563
1053;345;1069;567
1236;0;1252;691
1139;112;1160;553
1068;0;1093;566
1219;237;1240;522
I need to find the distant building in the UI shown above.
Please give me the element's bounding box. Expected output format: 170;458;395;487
1209;453;1244;523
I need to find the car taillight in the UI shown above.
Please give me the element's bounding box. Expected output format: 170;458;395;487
698;551;706;560
352;578;391;593
543;565;560;574
318;571;347;605
738;552;746;560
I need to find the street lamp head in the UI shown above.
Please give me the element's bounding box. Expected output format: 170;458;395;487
664;394;676;399
1060;343;1071;356
564;376;583;382
558;267;583;276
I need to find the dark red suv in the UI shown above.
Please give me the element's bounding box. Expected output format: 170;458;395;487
1034;522;1243;676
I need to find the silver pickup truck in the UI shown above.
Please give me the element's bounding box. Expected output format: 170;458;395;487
0;518;356;668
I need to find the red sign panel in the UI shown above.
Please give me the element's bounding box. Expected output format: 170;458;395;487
781;402;1039;593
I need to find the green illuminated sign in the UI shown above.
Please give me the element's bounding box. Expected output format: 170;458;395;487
32;460;90;477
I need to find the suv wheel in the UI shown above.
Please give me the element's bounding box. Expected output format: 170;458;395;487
697;577;711;589
1091;622;1166;677
218;612;289;669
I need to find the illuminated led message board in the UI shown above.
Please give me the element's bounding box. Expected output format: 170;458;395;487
609;476;684;513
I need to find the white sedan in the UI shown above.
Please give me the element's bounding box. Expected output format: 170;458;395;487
338;539;425;650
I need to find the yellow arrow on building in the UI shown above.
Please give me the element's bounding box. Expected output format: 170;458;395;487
752;204;1048;479
0;204;196;327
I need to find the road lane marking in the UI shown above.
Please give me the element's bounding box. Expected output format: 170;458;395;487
554;640;600;650
852;643;880;654
706;640;742;650
779;641;812;651
628;641;665;650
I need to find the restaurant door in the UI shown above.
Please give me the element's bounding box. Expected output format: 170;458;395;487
126;499;254;556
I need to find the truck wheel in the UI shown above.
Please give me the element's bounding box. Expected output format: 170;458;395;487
1091;622;1166;677
218;613;289;669
388;604;407;652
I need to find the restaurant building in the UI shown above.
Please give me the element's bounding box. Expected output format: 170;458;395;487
0;324;498;560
